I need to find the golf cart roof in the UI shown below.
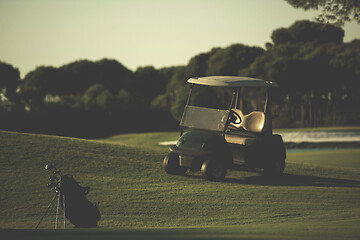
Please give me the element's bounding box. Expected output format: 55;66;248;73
188;76;278;88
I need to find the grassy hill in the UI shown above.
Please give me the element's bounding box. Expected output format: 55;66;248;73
1;130;360;239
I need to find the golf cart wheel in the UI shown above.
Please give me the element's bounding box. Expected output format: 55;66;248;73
163;153;187;175
201;160;227;181
263;159;285;177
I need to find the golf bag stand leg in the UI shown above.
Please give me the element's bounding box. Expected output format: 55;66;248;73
55;176;66;229
35;193;58;229
63;194;66;229
55;189;60;229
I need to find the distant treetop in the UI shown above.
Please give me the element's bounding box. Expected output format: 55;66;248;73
271;20;344;45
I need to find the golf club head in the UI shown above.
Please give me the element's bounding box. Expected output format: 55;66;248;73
47;182;57;188
49;176;59;182
45;163;55;171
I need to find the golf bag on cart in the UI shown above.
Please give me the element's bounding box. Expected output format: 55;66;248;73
44;164;101;228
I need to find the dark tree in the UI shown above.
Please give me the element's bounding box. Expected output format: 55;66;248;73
289;20;344;44
130;66;167;107
20;66;63;109
206;44;265;76
285;0;360;26
21;66;63;95
59;59;132;95
153;66;187;111
186;48;220;77
81;83;115;114
95;59;133;93
271;28;295;45
0;61;20;102
59;60;98;94
271;20;344;45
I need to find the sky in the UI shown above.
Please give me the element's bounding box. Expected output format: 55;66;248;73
1;0;359;77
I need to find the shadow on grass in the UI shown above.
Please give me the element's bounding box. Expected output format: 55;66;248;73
224;173;360;188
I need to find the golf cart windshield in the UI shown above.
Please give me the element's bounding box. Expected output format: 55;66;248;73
180;76;277;133
180;105;230;132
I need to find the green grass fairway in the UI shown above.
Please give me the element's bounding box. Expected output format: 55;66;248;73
287;149;360;169
101;131;179;150
1;130;360;239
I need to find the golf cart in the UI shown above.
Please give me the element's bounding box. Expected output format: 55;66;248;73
163;76;286;181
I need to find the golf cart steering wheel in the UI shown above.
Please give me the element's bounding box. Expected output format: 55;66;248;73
230;110;242;124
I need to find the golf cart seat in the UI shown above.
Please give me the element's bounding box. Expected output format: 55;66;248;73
226;109;269;145
229;109;268;133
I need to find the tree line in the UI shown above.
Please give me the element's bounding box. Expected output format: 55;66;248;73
1;20;359;138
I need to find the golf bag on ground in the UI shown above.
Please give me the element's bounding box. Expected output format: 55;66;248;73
45;164;101;228
59;174;101;228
